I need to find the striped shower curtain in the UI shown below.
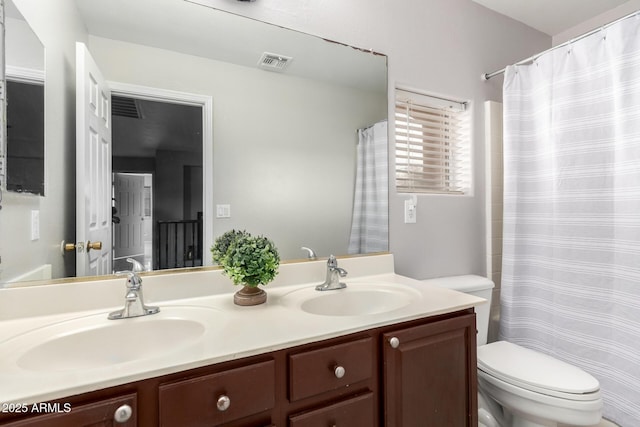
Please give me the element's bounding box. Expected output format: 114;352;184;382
348;120;388;254
500;15;640;426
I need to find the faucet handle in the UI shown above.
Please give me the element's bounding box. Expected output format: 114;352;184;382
126;271;143;289
327;254;338;268
113;259;144;289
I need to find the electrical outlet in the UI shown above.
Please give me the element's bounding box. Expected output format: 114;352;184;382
404;199;417;224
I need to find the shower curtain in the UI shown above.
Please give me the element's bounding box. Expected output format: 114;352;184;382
500;16;640;426
348;120;388;254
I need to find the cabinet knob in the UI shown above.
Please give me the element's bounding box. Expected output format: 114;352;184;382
389;337;400;348
334;365;346;379
217;395;231;411
113;404;133;423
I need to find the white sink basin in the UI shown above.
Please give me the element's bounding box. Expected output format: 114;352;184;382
279;283;421;316
5;306;215;372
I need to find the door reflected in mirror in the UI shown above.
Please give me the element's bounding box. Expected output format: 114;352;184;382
112;96;203;273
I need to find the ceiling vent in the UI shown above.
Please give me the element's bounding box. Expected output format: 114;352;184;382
112;96;143;119
258;52;292;72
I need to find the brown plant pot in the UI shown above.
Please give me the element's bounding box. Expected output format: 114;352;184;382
234;285;267;306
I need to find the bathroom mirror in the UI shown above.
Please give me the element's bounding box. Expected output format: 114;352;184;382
4;0;45;196
3;0;387;285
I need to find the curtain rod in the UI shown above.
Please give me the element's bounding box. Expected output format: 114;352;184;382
482;9;640;81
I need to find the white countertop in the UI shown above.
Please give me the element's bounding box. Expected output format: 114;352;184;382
0;254;485;405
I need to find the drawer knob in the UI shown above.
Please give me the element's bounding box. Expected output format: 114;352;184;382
389;337;400;348
113;404;133;423
217;395;231;412
334;365;346;379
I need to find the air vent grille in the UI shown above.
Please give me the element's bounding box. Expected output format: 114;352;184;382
112;96;142;119
258;52;292;72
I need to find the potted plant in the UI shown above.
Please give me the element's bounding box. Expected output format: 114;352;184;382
211;230;280;306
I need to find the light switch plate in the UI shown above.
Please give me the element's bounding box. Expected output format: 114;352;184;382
216;204;231;218
31;210;40;240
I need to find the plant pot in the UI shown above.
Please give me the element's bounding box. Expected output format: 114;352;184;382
234;285;267;306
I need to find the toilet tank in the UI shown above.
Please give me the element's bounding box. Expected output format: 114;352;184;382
421;275;495;345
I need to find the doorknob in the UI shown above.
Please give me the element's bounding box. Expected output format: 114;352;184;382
60;240;102;254
60;240;85;254
87;241;103;251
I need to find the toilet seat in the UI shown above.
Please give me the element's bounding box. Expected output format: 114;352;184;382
478;369;603;417
478;341;600;401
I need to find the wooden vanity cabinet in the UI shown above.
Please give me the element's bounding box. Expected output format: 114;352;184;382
0;309;476;427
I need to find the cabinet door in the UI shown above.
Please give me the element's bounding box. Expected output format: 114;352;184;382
383;314;477;427
0;394;137;427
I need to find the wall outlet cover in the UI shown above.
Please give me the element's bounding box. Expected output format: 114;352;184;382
404;199;417;224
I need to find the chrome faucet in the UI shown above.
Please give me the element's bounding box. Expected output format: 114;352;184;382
315;255;347;291
108;258;160;320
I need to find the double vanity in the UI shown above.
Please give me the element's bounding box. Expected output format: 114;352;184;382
0;254;484;426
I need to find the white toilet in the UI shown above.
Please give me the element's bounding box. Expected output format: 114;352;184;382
424;275;603;427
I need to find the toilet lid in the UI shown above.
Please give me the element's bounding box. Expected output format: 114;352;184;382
477;341;600;396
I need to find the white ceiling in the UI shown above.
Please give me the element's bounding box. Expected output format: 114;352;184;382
472;0;631;36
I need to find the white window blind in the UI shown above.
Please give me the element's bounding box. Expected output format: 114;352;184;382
395;89;471;195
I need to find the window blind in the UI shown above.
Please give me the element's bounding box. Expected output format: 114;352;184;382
395;89;471;195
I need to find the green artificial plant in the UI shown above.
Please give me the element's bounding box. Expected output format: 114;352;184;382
211;230;280;287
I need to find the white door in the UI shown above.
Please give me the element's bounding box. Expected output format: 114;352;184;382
75;42;112;276
113;173;145;271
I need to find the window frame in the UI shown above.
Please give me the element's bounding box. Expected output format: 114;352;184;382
394;88;472;196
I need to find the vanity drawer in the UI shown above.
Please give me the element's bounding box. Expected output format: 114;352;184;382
289;392;375;427
158;359;275;427
0;393;137;427
289;337;373;402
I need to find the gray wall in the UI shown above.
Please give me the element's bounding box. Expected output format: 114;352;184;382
553;0;640;45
